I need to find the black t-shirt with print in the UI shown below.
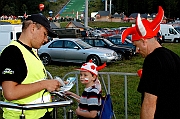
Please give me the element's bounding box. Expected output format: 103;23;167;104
138;47;180;119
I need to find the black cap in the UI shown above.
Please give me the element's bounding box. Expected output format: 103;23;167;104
26;14;57;37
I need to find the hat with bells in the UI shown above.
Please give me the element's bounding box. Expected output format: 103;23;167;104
76;60;106;76
121;6;164;43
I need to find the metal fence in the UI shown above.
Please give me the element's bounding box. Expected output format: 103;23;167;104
0;71;138;119
62;71;138;119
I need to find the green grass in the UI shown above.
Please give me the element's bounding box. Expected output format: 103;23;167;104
0;43;180;119
59;21;133;28
88;22;133;28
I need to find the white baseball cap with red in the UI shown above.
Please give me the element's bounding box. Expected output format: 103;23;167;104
76;60;106;76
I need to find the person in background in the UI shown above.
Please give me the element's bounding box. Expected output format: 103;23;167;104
65;60;106;119
0;14;62;119
122;6;180;119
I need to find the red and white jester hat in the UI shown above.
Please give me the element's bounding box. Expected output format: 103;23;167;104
77;60;106;76
121;6;164;43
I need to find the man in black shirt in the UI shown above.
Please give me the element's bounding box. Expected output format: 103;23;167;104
122;6;180;119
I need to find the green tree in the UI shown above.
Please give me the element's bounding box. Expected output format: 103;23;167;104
2;4;15;15
164;0;178;18
21;4;28;16
90;0;104;12
88;0;104;17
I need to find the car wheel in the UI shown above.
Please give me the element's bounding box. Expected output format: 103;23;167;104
133;51;136;55
125;55;132;60
87;55;101;66
132;49;136;55
117;53;123;61
40;54;51;65
173;39;179;43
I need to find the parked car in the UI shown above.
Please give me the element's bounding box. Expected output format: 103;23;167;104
81;37;133;60
160;24;180;43
174;26;180;33
156;31;163;44
90;30;105;37
106;35;136;55
118;27;129;34
38;38;118;66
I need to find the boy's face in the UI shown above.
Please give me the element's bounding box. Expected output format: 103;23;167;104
80;71;96;87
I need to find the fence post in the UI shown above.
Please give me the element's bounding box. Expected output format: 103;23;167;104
62;71;137;119
124;75;128;119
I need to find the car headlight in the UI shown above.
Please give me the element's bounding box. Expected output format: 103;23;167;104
105;53;113;57
113;52;118;56
127;49;132;52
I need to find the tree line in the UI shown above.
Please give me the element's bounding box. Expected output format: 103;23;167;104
0;0;180;19
111;0;180;19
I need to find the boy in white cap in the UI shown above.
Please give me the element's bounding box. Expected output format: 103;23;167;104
65;60;106;119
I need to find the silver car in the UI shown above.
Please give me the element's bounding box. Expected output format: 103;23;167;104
38;38;118;65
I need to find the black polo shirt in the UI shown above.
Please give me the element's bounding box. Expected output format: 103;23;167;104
0;40;36;84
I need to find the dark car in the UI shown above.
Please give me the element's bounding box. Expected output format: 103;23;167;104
82;37;133;60
156;31;163;45
106;35;136;55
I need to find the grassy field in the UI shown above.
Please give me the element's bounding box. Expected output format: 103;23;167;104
44;43;180;119
59;21;133;28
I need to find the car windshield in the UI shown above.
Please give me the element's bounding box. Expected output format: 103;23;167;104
126;35;132;40
103;38;114;46
125;38;132;43
174;27;180;33
76;40;92;49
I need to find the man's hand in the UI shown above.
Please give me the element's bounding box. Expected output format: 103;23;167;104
2;79;61;101
43;79;61;92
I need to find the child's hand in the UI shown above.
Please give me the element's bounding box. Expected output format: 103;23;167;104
64;91;72;96
75;107;81;115
64;91;80;102
64;81;69;85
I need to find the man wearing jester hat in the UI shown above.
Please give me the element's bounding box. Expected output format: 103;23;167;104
122;6;180;119
65;60;106;119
